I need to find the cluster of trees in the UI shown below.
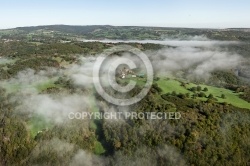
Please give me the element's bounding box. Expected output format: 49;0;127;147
0;88;36;165
0;41;36;57
5;57;59;78
99;84;250;165
211;71;241;86
0;68;9;80
0;41;108;59
0;40;167;61
189;86;205;92
240;87;250;102
161;85;221;102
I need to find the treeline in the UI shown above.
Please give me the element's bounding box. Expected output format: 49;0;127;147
0;41;166;59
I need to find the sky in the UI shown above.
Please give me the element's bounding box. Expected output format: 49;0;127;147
0;0;250;29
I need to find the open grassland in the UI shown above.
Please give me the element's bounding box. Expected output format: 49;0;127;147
28;115;52;138
1;78;60;93
157;78;190;94
157;78;250;109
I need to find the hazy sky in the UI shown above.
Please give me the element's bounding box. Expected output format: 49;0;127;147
0;0;250;29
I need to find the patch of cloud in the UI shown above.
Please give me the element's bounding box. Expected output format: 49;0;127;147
0;68;59;94
16;94;91;124
70;150;106;166
82;36;239;47
111;145;186;166
149;47;242;79
29;138;106;166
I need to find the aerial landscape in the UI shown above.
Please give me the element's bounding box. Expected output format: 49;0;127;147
0;1;250;166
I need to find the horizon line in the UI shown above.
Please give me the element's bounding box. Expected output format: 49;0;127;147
1;24;250;30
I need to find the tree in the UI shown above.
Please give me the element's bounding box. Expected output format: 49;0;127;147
190;87;197;92
192;93;198;99
172;91;177;96
208;94;214;99
221;94;226;99
203;87;208;92
222;102;228;106
114;140;121;149
178;93;186;99
197;86;202;91
199;92;206;97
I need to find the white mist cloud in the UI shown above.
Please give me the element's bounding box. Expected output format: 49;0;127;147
66;58;95;86
29;138;106;166
0;68;60;94
70;150;106;166
31;138;186;166
16;94;91;124
78;37;243;81
0;57;14;65
30;138;75;159
112;145;186;166
149;46;242;79
82;36;239;47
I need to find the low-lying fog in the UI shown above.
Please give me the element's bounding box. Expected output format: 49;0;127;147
81;37;239;47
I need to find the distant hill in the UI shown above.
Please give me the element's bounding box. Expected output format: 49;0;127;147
16;25;113;34
15;24;210;36
0;25;250;41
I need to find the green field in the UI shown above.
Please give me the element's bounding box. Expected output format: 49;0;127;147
157;78;190;94
1;78;59;93
118;76;249;110
186;83;250;109
28;115;52;138
35;79;60;91
94;141;106;155
156;78;250;109
89;93;106;155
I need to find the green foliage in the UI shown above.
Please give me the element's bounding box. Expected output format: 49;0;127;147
190;87;197;92
94;141;106;155
198;92;206;97
203;87;208;91
211;70;241;85
221;94;226;99
172;91;177;96
0;89;36;165
178;93;187;99
197;86;202;91
102;92;250;166
240;87;250;102
208;94;214;99
6;57;59;78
